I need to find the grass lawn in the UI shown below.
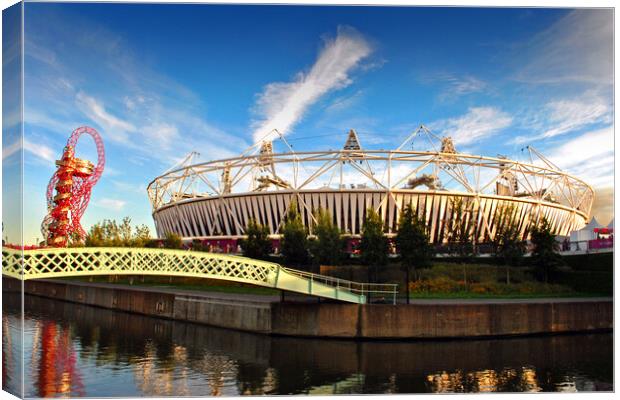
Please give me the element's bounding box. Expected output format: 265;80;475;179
400;262;611;298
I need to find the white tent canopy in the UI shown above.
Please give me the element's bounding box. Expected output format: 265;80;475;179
570;217;603;242
607;218;614;230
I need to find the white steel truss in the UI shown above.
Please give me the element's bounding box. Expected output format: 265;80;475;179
146;126;594;242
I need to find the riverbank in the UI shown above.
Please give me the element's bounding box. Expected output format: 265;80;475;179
4;277;612;339
4;292;613;395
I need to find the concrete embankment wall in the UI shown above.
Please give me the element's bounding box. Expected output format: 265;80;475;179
4;278;612;339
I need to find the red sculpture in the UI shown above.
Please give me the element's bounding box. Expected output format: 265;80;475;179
42;126;105;247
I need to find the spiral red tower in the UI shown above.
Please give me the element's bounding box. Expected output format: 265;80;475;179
42;126;105;247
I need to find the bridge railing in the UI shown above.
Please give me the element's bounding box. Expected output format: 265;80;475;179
2;247;398;304
281;267;399;304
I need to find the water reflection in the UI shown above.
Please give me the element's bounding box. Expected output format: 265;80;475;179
2;293;613;397
425;367;543;393
35;320;85;397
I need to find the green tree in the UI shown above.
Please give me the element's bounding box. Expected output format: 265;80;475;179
445;198;475;259
240;219;272;260
119;217;133;245
360;208;388;282
280;200;309;266
86;219;120;246
85;223;105;247
311;208;346;266
191;238;208;252
132;224;152;247
530;218;564;283
493;204;526;266
396;204;434;303
86;218;154;247
103;219;124;246
68;232;85;247
144;238;161;248
163;232;183;249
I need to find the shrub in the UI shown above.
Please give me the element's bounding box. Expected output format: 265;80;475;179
85;217;152;247
239;219;272;260
408;264;575;297
311;208;346;265
445;197;476;259
191;239;208;252
396;204;435;303
163;232;183;249
409;276;465;293
359;208;389;282
280;200;309;266
530;218;564;283
492;204;526;266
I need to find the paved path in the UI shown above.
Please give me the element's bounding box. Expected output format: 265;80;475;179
38;279;611;305
402;297;612;305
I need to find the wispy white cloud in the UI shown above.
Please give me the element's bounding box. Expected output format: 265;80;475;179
25;109;84;137
123;94;145;111
251;26;373;142
25;38;61;70
23;138;56;162
103;166;121;177
111;180;147;195
26;12;243;170
324;90;365;114
142;122;179;150
512;91;612;144
541;97;611;138
2;140;21;160
75;91;136;142
545;125;613;188
514;9;612;85
419;72;488;102
95;198;127;211
431;107;513;146
445;76;486;97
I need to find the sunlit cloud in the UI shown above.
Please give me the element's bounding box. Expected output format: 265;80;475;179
431;107;512;146
2;140;21;160
421;73;488;102
545;125;613;189
75;91;136;143
111;180;148;195
512;91;612;144
514;9;612;85
95;198;127;211
251;26;373;143
23;138;56;162
324;90;365;114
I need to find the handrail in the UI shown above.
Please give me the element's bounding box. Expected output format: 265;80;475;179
281;266;399;301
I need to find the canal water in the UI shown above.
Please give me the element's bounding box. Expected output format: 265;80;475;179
2;293;613;396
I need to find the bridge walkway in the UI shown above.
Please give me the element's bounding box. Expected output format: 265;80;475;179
2;247;397;304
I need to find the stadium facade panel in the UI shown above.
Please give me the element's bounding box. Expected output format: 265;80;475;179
153;189;586;243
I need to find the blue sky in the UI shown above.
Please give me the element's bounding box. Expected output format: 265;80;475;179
2;3;614;244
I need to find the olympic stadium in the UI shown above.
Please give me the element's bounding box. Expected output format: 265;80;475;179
146;126;594;250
